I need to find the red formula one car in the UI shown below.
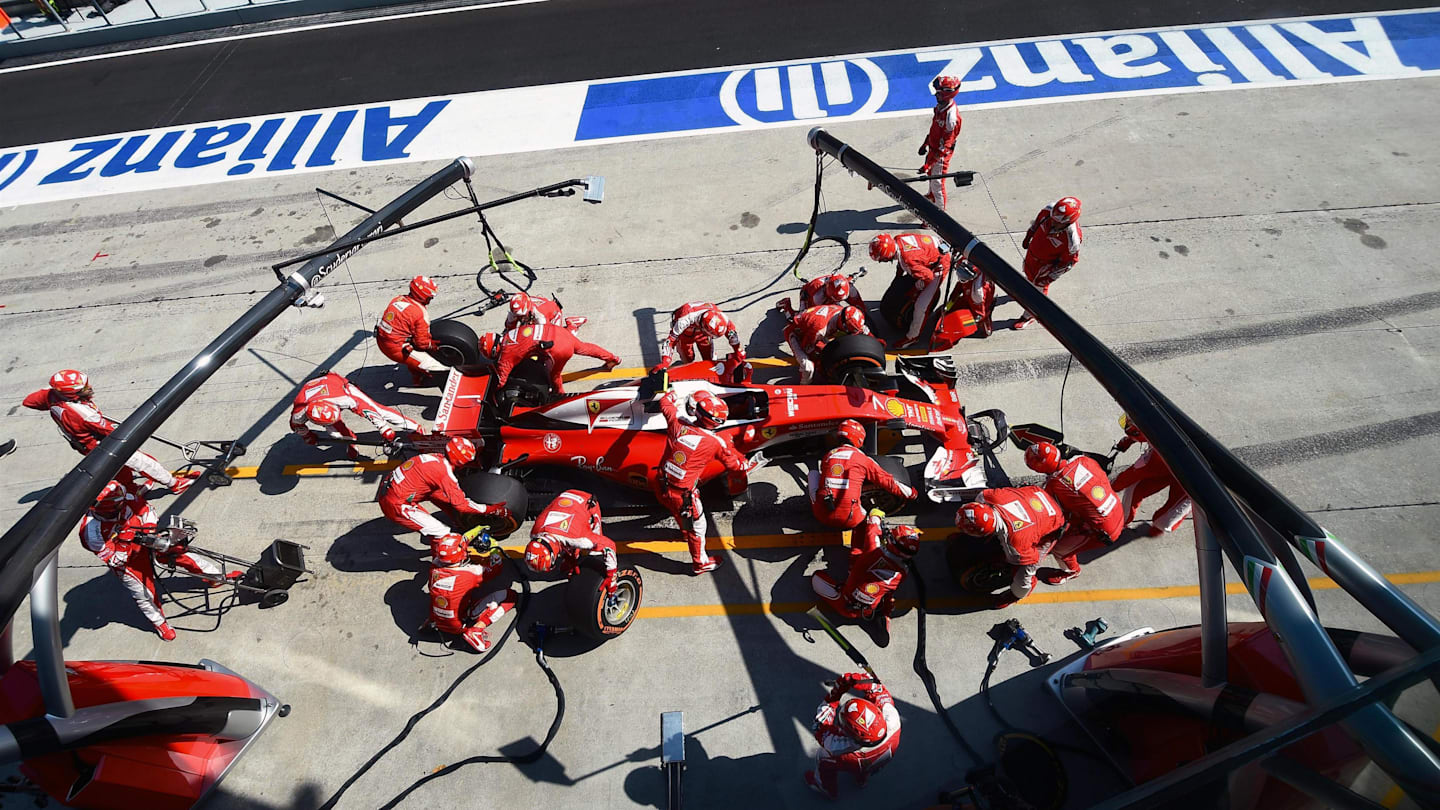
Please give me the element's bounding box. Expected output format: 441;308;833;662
414;332;1008;535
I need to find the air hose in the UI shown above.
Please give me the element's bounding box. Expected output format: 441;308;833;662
319;557;567;810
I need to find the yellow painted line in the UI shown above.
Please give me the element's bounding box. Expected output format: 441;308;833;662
631;571;1440;619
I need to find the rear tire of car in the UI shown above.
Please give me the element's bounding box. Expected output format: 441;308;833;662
820;334;887;385
862;455;913;515
879;272;915;332
947;537;1009;594
456;471;528;538
430;319;483;367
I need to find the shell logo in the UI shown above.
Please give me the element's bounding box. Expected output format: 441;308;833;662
521;326;533;338
672;451;687;464
1090;485;1106;501
558;498;574;508
885;399;905;418
383;311;396;322
1029;498;1045;512
401;459;415;470
864;583;880;595
829;464;844;476
434;596;448;608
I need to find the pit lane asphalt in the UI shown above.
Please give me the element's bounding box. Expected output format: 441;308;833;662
0;0;1427;148
3;7;1440;808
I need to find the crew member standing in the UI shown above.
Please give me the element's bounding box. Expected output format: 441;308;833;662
1111;414;1193;536
653;389;755;574
1014;197;1082;330
804;671;902;800
918;76;963;208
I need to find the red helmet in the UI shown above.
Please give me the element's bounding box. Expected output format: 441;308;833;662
1024;441;1063;475
431;533;467;565
839;697;888;745
508;293;536;323
836;419;865;447
932;75;962;100
306;400;342;426
479;332;501;359
1119;413;1145;441
955;502;1000;536
445;437;478;467
1051;197;1081;225
525;535;560;574
49;369;91;400
869;234;897;262
690;390;729;429
825;275;852;304
886;525;922;558
409;275;438;303
840;306;866;335
94;480;127;515
701;310;729;338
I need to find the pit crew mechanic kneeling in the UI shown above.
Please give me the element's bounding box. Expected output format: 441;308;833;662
427;534;517;653
811;510;921;641
954;485;1077;608
378;437;511;551
653;389;761;575
651;302;746;374
784;304;870;384
376;276;445;385
804;672;901;800
778;274;866;318
809;420;915;548
525;490;618;590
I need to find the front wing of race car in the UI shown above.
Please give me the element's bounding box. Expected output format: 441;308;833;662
434;356;1000;500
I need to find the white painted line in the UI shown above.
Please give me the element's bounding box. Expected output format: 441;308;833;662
0;0;550;75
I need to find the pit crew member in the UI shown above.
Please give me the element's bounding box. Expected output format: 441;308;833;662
808;420;915;546
77;477;236;641
805;672;902;800
289;371;425;460
378;437;511;549
652;302;745;373
427;534;517;653
505;292;589;333
653;389;757;574
1014;197;1082;330
1111;414;1193;536
23;370;197;494
954;485;1071;607
375;275;444;385
918;75;963;208
811;511;921;639
486;322;620;397
777;273;866;319
784;304;870;384
868;233;952;348
524;490;618;588
1024;441;1123;585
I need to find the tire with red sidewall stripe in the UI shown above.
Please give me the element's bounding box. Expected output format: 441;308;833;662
567;566;643;640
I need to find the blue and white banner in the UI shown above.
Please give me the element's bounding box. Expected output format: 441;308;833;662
2;8;1439;207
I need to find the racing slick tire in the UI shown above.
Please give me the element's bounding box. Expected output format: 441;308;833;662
947;538;1011;595
430;319;483;367
879;273;915;332
861;455;913;515
820;334;887;385
567;566;643;641
496;356;555;412
456;471;528;539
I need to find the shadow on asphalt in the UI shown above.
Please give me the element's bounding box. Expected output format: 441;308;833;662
328;516;427;574
59;570;153;644
775;205;907;240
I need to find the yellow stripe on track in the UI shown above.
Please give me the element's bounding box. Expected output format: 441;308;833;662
633;571;1440;619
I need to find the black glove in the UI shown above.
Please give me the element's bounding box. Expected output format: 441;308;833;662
918;143;928;156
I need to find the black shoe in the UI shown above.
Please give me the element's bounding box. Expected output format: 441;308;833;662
0;439;15;459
